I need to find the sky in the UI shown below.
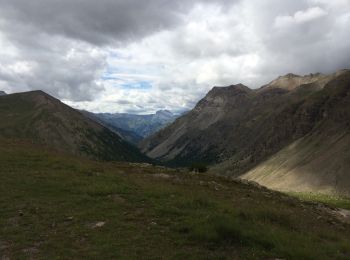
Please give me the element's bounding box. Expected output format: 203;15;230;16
0;0;349;114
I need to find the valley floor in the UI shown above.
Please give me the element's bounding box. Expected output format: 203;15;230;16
1;140;350;259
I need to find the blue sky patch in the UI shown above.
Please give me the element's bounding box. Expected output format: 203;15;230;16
121;81;152;90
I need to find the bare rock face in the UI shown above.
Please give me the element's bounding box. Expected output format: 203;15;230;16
140;69;350;196
260;73;326;91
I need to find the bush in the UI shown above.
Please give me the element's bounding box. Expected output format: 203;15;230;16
188;162;208;173
189;215;275;250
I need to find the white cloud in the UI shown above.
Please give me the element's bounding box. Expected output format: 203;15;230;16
274;7;328;28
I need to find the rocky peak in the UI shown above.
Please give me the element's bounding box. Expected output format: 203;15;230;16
262;72;327;91
335;69;350;77
193;83;252;116
280;73;299;79
207;84;251;98
154;110;175;121
155;110;173;117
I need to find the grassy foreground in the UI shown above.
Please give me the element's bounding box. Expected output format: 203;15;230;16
1;140;350;259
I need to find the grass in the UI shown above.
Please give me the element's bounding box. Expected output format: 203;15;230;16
1;139;350;259
288;192;350;210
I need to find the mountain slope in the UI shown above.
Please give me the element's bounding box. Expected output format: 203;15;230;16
140;70;350;193
92;110;178;138
0;91;6;96
240;131;350;196
0;90;149;162
82;110;143;145
239;73;350;195
140;83;254;165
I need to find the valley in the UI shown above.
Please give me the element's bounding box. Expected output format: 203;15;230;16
1;70;350;259
83;109;179;144
1;1;350;259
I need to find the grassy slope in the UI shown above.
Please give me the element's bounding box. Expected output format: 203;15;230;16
0;91;149;163
1;140;350;259
288;192;350;210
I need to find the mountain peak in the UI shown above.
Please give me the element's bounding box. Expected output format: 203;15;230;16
155;110;173;116
262;72;327;91
209;83;251;96
0;91;7;96
154;110;176;121
25;90;53;97
335;69;350;77
279;73;299;79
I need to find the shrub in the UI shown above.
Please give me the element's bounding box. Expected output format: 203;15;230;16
188;162;208;173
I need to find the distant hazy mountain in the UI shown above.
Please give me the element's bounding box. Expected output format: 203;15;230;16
91;110;179;138
140;69;350;196
0;90;149;162
0;91;6;96
81;110;143;145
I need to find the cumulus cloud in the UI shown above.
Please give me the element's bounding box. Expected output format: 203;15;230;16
274;7;328;28
0;0;350;113
0;30;106;101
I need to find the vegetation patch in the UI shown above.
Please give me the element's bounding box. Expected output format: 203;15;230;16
188;162;208;173
288;192;350;210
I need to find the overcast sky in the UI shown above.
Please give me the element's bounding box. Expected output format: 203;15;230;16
0;0;349;114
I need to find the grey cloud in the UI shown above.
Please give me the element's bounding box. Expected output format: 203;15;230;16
0;0;234;46
116;100;132;105
253;2;350;80
0;33;106;101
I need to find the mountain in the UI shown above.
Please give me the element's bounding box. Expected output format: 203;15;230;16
91;109;179;138
140;83;253;164
0;90;149;162
140;70;350;195
0;91;6;96
82;110;143;145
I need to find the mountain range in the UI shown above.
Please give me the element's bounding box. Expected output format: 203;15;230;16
1;69;349;196
82;110;144;144
86;110;179;141
1;70;350;258
140;69;350;196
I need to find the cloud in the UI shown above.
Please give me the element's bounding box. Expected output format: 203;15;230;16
0;31;106;101
0;0;350;114
0;0;232;46
274;7;328;28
